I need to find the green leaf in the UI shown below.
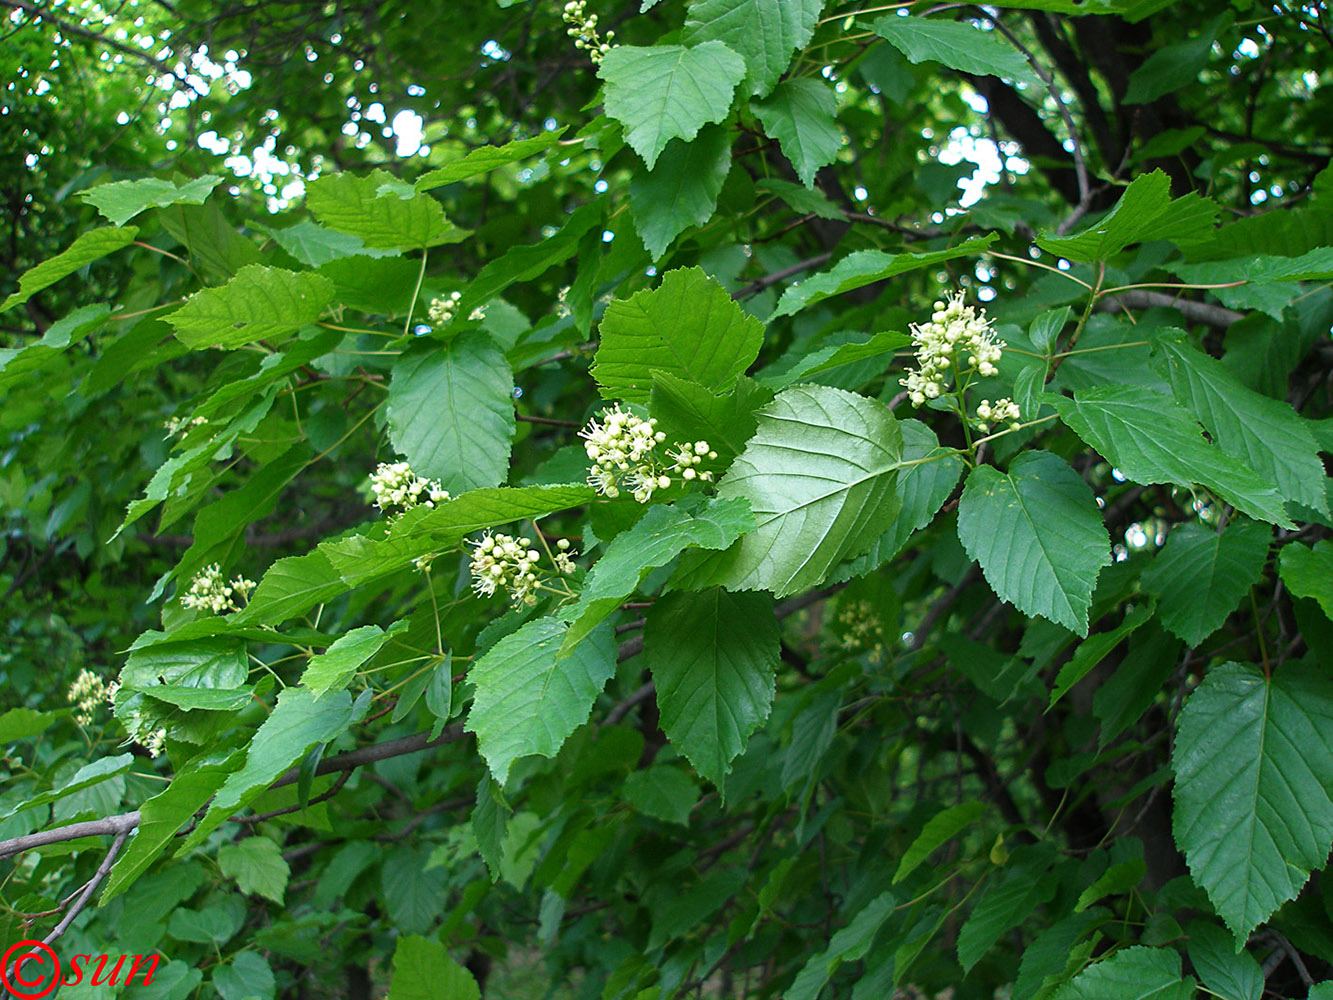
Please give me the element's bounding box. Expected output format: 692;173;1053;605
684;0;824;97
260;219;392;267
0;708;56;744
1280;541;1333;619
1124;14;1231;104
300;625;394;696
894;801;987;884
168;264;334;350
645;588;779;785
388;334;515;494
388;935;480;1000
414;128;568;191
1074;858;1146;912
81;175;222;226
648;373;774;465
761;330;912;390
305;169;468;249
140;686;252;712
1052;386;1291;527
1142;521;1270;647
179;689;364;851
647;868;747;949
1036;170;1219;262
557;497;754;653
1051;946;1195;1000
628;124;734;259
1186;921;1263;1000
623;766;700;825
771;236;997;317
871;15;1036;84
1;227;137;312
5;754;134;821
473;775;510;881
957;846;1057;972
1153;333;1327;515
0;304;111;391
213;952;276;1000
594;266;764;402
462;202;603;311
382;846;449;934
756;177;845;220
465;617;618;784
1174;246;1333;285
219;836;290;904
957;450;1111;635
1172;662;1333;941
674;385;904;597
752;78;841;188
122;637;249;689
1049;600;1156;706
597;42;746;169
319;255;423;314
786;891;897;1000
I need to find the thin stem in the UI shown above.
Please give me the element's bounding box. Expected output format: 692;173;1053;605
402;248;429;337
987;250;1093;289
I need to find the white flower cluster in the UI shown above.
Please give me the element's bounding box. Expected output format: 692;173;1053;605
975;397;1021;433
181;564;256;614
369;461;450;513
68;668;116;726
900;292;1006;406
428;291;462;326
139;727;167;757
163;414;207;437
469;532;577;606
580;406;716;503
563;0;614;63
556;285;572;319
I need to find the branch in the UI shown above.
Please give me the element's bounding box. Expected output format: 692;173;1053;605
0;811;141;860
732;252;831;301
42;831;129;945
1099;290;1243;328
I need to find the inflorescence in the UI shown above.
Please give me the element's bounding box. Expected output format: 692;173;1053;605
563;0;614;63
68;669;167;757
181;563;256;614
469;532;577;607
369;461;450;514
428;291;462;326
580;405;716;503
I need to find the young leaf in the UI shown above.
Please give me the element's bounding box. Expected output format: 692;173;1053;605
597;42;747;169
673;385;904;597
219;836;290;904
1172;662;1333;942
168;264;335;350
81;175;222;226
305;169;468;249
387;935;480;1000
388;334;516;494
300;624;394;696
957;450;1111;635
628;124;734;258
871;15;1037;85
1;228;137;312
645;588;779;785
465;617;617;784
752;78;841;188
683;0;824;98
1141;521;1270;647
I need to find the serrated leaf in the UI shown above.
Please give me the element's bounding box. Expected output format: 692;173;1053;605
1013;908;1106;1000
958;846;1057;972
1049;600;1156;706
179;689;364;851
648;373;774;465
786;891;897;1000
894;801;987;884
1052;386;1291;527
623;766;700;825
1172;662;1333;941
1124;14;1231;104
628;124;734;259
259;219;391;267
381;847;449;935
756;177;844;220
557;497;754;653
388;935;480;1000
388;334;515;494
462;202;602;311
0;304;110;391
465;618;617;784
1074;858;1146;912
5;754;134;821
168;264;334;349
219;836;290;904
1280;541;1333;619
415;128;568;191
1036;170;1219;262
1051;945;1195;1000
674;385;904;597
1;227;138;312
684;0;824;97
301;625;394;696
140;686;253;712
122;637;249;689
0;708;55;744
594;266;763;402
645;588;778;785
81;174;222;226
871;15;1037;84
318;255;422;314
473;775;510;881
213;952;276;1000
761;330;912;391
752;78;841;187
1142;521;1270;647
1153;333;1327;515
598;42;746;169
305;170;468;249
1187;922;1263;1000
772;236;997;317
958;450;1111;635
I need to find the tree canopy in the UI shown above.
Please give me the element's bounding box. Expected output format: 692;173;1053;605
3;0;1333;997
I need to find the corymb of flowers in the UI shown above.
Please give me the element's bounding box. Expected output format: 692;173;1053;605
900;291;1022;433
369;461;450;513
580;404;716;503
468;533;577;608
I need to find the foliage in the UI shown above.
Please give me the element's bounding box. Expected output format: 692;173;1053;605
3;0;1333;998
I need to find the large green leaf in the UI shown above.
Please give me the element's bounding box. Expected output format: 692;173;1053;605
1172;662;1333;941
673;385;903;597
387;935;480;1000
1279;540;1333;619
752;78;841;188
648;373;774;465
771;236;997;317
179;688;364;851
414;128;568;191
81;175;222;226
594;266;764;402
871;15;1036;84
1051;946;1196;1000
683;0;824;97
168;264;334;350
1124;13;1231;104
1052;386;1291;526
957;450;1111;635
628;124;734;258
1141;521;1270;646
597;42;747;169
465;617;618;784
1153;333;1327;514
305;170;468;249
1;228;137;312
557;497;754;653
645;588;779;785
1186;921;1263;1000
388;334;515;494
1036;170;1218;262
